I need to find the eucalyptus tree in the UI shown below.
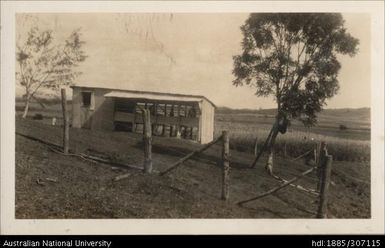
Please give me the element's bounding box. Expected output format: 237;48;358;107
233;13;359;172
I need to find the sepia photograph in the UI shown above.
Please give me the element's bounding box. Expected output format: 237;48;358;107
1;1;384;235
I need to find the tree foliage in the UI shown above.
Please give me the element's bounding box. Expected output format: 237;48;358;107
233;13;359;126
16;26;86;117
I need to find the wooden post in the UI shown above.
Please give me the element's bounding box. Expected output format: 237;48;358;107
221;131;230;201
61;88;69;154
316;142;326;191
254;137;258;156
170;125;173;137
142;109;152;173
133;103;137;133
317;154;333;218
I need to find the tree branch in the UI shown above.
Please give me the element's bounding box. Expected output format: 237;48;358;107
29;71;53;98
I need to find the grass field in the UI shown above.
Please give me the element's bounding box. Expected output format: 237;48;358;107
17;99;371;162
14;99;371;218
215;107;370;162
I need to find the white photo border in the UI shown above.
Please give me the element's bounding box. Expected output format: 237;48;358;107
1;1;384;235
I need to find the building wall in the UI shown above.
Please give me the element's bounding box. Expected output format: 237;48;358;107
72;87;115;130
200;99;215;144
72;86;215;144
71;87;82;128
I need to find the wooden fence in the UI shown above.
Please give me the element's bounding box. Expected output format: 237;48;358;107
238;139;333;218
59;92;334;215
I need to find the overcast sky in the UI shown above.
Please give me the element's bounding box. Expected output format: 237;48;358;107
16;13;371;109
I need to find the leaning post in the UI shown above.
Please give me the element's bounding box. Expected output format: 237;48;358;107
60;88;69;154
221;130;230;201
254;137;258;156
142;109;153;173
317;154;333;218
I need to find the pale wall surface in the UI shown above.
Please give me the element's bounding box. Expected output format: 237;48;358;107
72;87;215;143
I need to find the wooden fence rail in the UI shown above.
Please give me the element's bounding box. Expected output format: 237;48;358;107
239;140;334;219
160;135;222;176
237;166;317;206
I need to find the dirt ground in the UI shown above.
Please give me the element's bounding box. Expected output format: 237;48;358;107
15;117;370;218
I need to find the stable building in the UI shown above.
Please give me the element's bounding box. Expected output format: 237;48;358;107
71;85;216;144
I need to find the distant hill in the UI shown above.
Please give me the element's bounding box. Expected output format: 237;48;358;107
216;106;370;131
16;96;72;105
216;106;370;117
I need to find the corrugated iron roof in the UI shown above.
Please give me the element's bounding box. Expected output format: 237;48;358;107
71;85;216;107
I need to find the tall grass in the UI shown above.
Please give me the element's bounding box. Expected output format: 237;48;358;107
215;121;370;162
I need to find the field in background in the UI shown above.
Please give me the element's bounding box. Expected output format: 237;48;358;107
16;98;371;162
215;107;370;162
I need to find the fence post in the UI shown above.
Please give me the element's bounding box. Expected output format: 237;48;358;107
61;88;69;154
221;131;230;201
142;109;152;173
317;154;333;218
254;137;258;156
316;142;326;190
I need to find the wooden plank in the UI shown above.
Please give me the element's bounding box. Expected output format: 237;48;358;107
150;115;199;126
155;116;180;125
180;117;199;126
114;112;135;122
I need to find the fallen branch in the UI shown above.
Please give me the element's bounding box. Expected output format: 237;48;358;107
237;166;317;206
45;140;142;171
160;135;222;176
79;153;143;171
16;132;62;149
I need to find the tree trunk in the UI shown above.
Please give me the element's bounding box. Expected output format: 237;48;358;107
265;118;280;175
22;95;30;118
